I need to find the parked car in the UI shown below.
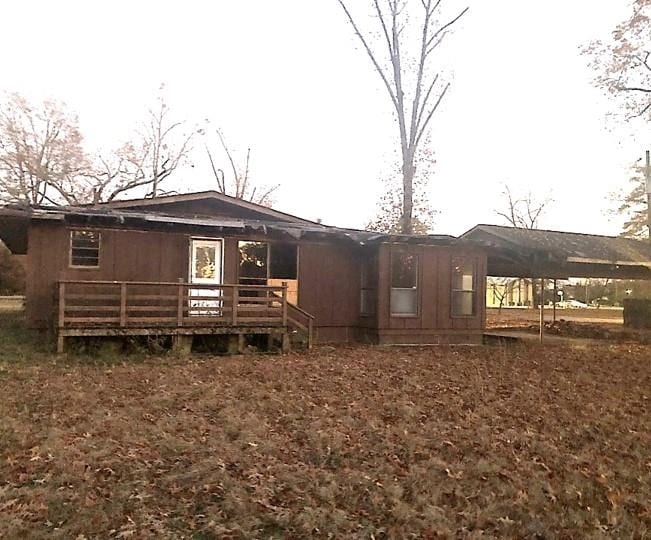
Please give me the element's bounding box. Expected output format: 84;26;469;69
556;299;589;309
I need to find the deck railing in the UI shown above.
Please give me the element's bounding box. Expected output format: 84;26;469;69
287;302;315;349
57;280;290;329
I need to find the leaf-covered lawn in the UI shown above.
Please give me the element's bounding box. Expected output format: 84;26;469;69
1;344;650;538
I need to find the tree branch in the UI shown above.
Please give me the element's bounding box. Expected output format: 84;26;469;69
337;0;400;113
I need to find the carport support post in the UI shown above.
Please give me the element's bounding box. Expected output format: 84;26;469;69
552;279;557;323
539;278;545;343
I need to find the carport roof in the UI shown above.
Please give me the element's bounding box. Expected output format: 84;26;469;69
462;224;651;280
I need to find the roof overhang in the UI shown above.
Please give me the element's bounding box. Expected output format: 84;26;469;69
0;205;462;251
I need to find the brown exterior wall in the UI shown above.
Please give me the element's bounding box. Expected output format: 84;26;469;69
25;223;364;340
26;223;190;328
25;222;486;345
374;243;486;345
297;241;362;342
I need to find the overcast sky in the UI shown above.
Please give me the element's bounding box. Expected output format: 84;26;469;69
1;0;643;236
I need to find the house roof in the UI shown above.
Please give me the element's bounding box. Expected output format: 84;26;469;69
462;224;651;279
77;190;321;226
0;197;458;254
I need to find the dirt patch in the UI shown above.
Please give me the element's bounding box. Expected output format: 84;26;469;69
491;319;651;344
1;343;650;538
488;307;623;328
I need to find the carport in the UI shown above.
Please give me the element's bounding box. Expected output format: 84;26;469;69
461;225;651;340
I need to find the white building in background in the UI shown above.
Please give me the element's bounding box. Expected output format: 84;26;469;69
486;278;534;308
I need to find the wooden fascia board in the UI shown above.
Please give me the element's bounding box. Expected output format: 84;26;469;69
566;256;651;269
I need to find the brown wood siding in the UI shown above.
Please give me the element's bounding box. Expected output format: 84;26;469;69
26;224;192;328
26;224;363;335
25;222;486;345
376;243;486;335
297;241;360;330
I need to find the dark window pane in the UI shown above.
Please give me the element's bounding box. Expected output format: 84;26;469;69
269;243;297;279
71;257;99;267
391;252;417;288
70;230;100;267
238;241;268;281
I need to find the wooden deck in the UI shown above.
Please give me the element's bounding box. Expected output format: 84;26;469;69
56;280;314;353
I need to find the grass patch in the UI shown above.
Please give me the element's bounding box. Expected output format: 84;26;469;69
0;312;53;363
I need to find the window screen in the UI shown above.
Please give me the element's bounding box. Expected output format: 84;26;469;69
70;230;100;267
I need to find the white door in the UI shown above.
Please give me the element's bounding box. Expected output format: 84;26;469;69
189;238;223;315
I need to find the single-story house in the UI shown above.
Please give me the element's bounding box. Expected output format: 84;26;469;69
0;191;488;351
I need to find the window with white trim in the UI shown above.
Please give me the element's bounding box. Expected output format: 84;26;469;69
70;230;100;268
451;258;476;316
390;251;418;316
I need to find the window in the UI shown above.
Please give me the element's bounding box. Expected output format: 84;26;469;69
269;243;297;280
360;256;377;315
390;251;418;316
70;230;100;267
238;241;298;284
452;258;476;317
238;241;268;286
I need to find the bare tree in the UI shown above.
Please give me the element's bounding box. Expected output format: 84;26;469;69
85;91;194;203
367;145;437;234
205;129;279;207
487;277;511;312
584;0;651;121
337;0;468;234
496;184;552;229
0;90;195;206
125;91;193;199
0;93;89;205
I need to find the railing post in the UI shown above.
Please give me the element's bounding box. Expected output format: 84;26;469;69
308;317;314;350
539;278;545;343
57;282;66;354
120;282;127;327
177;278;184;327
232;285;239;325
58;282;66;329
281;282;288;326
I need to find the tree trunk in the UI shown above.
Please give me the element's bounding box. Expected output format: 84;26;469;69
401;159;415;234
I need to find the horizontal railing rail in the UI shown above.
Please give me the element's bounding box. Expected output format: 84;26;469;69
56;280;290;329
